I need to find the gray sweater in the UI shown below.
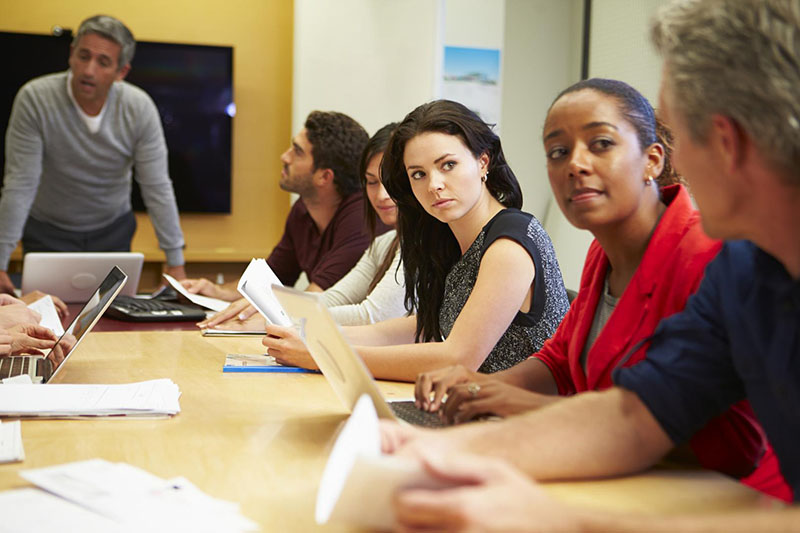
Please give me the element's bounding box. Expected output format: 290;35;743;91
0;71;185;268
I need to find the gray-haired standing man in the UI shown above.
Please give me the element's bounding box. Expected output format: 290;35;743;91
0;14;186;294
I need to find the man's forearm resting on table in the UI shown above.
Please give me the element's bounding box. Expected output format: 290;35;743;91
443;387;674;481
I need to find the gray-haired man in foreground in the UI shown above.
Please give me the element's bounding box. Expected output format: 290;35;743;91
382;1;800;530
0;14;186;294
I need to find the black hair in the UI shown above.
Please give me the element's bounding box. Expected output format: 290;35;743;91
381;100;522;342
359;122;398;238
359;122;401;293
304;111;369;196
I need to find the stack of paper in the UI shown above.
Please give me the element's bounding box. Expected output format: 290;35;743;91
0;379;181;418
0;420;24;463
0;459;257;532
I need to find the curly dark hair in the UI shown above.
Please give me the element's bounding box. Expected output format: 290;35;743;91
549;78;682;187
304;111;369;197
381;100;522;343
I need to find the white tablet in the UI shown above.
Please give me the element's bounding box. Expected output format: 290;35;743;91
21;252;143;302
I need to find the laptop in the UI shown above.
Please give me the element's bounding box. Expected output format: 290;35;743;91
21;252;142;303
272;286;442;427
0;266;128;384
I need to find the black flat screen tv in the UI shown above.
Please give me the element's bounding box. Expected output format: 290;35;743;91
0;30;233;213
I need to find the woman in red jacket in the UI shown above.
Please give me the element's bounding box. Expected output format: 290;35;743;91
414;78;790;501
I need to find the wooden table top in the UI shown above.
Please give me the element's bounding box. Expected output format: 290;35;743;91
0;331;777;531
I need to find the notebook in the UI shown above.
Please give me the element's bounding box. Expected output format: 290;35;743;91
0;266;128;384
271;286;442;427
21;252;141;303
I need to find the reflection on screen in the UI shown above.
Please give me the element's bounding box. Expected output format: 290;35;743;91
52;267;127;370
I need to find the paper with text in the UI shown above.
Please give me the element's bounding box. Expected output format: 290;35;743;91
19;459;257;532
0;379;181;417
27;295;64;337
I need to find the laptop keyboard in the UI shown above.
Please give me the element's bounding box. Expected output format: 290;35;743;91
108;296;206;322
0;356;34;380
389;400;445;428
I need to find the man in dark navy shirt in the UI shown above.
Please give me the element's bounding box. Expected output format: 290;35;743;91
379;0;800;530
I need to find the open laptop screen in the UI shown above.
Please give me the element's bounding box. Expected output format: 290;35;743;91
47;266;128;381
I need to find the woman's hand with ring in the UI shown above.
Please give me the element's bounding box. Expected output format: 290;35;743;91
441;381;563;425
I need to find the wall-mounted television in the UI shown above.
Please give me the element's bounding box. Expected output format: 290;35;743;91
0;30;233;213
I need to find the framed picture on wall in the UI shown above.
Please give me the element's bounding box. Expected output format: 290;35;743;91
442;46;502;131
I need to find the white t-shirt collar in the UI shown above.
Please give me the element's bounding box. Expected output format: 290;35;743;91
66;70;109;134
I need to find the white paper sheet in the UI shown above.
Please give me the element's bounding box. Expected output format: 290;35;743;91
18;459;257;532
27;295;65;337
0;488;128;533
162;273;229;312
236;259;292;326
2;375;33;385
0;420;24;463
201;328;264;336
316;395;454;530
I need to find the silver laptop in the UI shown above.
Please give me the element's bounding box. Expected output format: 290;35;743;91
272;286;442;427
22;252;142;303
0;266;128;384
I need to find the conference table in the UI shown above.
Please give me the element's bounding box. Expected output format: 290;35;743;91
0;324;780;531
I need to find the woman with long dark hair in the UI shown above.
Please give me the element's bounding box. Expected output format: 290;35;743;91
264;100;569;382
318;122;405;324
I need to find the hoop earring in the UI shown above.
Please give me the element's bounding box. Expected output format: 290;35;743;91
481;172;488;183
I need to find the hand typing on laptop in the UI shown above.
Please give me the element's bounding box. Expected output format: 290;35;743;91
0;324;73;365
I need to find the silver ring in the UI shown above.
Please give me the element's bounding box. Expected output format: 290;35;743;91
467;382;481;398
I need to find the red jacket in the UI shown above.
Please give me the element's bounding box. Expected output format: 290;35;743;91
535;185;788;498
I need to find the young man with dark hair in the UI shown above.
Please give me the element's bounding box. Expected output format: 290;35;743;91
189;110;381;328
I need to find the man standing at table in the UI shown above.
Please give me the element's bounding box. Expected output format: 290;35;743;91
191;110;376;327
381;0;800;530
0;14;186;294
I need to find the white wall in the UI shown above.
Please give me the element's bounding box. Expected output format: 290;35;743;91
292;0;509;135
589;0;669;103
292;0;441;135
501;0;582;221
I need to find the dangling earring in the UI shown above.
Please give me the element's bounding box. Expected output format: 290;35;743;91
645;176;654;186
481;172;488;183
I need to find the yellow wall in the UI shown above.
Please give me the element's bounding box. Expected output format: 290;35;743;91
2;0;293;263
